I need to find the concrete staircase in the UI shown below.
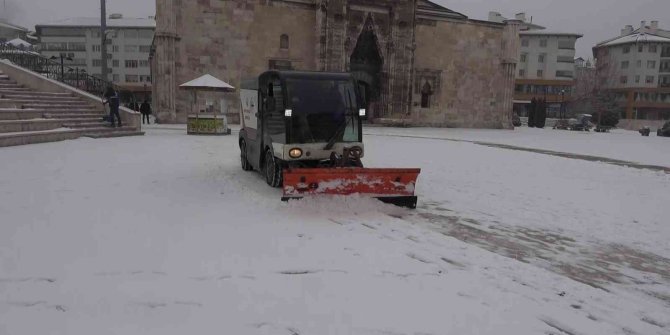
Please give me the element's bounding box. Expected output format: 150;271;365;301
0;71;143;147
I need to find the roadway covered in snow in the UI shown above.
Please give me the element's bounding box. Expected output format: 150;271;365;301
1;126;668;335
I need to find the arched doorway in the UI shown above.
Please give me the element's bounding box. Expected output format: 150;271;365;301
350;15;383;118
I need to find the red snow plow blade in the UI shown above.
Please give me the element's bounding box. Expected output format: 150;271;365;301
282;168;421;208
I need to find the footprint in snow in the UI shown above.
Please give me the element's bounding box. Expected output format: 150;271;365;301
406;253;432;264
278;270;320;275
0;277;56;284
174;301;203;307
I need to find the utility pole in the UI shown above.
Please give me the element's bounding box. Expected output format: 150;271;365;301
100;0;108;83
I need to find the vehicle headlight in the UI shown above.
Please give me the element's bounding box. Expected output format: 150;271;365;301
359;108;366;116
285;109;292;117
289;148;303;158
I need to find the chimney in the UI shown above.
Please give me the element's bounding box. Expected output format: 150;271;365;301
651;20;659;33
515;12;526;22
622;25;634;36
488;11;504;23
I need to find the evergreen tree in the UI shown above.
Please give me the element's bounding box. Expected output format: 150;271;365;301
528;98;537;128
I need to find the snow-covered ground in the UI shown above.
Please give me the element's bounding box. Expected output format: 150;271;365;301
365;126;670;167
1;125;669;335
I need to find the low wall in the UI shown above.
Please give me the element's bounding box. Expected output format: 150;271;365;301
617;119;667;131
0;59;141;130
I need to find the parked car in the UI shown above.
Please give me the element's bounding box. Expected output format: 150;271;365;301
658;122;670;137
639;127;651;136
569;114;593;131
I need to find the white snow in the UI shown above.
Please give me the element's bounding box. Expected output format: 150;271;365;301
0;125;668;335
365;126;670;167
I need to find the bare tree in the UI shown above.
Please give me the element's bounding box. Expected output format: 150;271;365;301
569;54;623;126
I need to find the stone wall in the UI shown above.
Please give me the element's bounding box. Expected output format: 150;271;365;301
154;0;318;123
411;19;514;128
152;0;517;128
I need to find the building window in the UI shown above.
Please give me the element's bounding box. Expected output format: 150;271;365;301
623;46;630;54
556;70;573;78
112;60;119;67
621;61;629;69
92;59;102;67
112;74;119;82
647;60;656;69
620;76;628;84
537;70;544;78
125;30;138;39
637;60;642;68
138;30;154;39
125;60;138;68
125;75;139;82
638;44;644;52
420;81;433;108
139;75;151;82
635;75;641;83
520;53;527;63
521;39;529;47
92;45;101;52
649;44;658;53
539;39;547;47
125;45;138;52
280;34;289;50
112;45;119;52
139;45;151;53
519;69;526;77
646;76;655;84
557;40;574;50
538;54;545;63
139;60;149;67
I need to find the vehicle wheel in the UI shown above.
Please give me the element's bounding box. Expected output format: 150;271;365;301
240;140;252;171
264;149;283;188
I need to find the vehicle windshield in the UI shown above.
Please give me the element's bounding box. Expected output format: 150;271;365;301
286;78;360;144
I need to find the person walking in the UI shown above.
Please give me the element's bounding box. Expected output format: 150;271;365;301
140;100;152;124
103;86;122;128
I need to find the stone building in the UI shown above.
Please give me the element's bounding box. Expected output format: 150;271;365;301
151;0;520;128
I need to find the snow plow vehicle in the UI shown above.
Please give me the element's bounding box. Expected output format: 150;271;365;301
239;71;421;208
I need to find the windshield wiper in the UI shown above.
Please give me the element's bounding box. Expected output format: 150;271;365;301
323;89;355;150
323;117;350;150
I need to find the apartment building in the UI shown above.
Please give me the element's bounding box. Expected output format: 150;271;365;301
593;21;670;120
35;14;155;98
0;19;28;43
489;12;582;118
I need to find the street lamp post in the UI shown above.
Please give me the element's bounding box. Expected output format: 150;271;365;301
50;55;73;81
559;89;566;119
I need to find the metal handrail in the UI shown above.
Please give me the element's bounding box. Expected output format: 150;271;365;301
0;42;121;100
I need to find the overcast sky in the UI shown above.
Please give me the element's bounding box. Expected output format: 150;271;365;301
2;0;669;59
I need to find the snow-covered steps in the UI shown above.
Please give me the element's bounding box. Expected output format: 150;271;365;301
0;118;109;133
0;109;104;120
0;126;140;147
0;69;142;147
0;90;72;96
82;130;145;138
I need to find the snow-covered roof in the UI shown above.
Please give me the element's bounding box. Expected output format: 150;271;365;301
598;32;670;47
7;38;32;48
0;20;28;32
180;74;235;91
37;17;155;29
520;30;583;38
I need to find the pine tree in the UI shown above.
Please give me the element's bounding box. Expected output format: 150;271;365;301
528;98;536;127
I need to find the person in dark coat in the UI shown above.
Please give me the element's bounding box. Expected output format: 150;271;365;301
103;86;121;127
140;100;152;124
